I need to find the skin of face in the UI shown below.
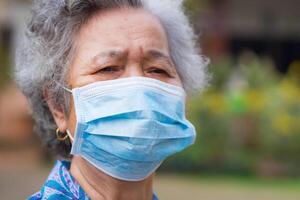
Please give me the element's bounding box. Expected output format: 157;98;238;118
49;7;183;137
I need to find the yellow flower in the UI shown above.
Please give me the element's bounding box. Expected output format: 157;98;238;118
203;92;227;116
278;79;299;103
272;113;294;135
245;89;266;113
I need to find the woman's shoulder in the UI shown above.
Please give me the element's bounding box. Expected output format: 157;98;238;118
27;160;90;200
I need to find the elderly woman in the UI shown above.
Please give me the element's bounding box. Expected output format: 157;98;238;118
15;0;208;199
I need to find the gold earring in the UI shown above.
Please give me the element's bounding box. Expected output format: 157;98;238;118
56;128;69;141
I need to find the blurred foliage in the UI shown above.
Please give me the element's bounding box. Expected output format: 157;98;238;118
161;52;300;177
184;0;210;18
0;45;10;88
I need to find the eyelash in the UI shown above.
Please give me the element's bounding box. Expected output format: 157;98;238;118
147;67;169;76
99;66;122;73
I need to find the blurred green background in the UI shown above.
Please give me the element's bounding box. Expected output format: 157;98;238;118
0;0;300;199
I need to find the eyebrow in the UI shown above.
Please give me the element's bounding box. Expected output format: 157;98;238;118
89;50;127;66
89;49;174;67
145;49;174;68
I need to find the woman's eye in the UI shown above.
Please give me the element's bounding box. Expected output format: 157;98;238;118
148;68;168;75
99;66;121;73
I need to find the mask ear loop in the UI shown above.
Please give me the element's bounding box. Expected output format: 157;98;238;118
66;129;74;142
54;80;73;94
54;80;74;143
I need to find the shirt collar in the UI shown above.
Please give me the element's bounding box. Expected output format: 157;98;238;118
28;160;159;200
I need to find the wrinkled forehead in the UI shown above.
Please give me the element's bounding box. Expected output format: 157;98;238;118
75;7;169;50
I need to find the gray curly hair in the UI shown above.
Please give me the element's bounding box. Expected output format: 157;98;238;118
14;0;209;158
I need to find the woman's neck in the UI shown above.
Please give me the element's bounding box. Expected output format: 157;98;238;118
70;156;154;200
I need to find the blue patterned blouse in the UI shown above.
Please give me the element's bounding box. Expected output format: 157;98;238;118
28;160;159;200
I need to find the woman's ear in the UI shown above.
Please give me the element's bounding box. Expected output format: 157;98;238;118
44;89;68;132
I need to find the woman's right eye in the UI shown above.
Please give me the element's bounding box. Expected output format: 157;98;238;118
98;66;121;73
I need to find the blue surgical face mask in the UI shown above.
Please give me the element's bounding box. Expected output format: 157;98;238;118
60;76;196;181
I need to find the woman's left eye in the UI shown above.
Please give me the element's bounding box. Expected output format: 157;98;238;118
148;67;168;75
